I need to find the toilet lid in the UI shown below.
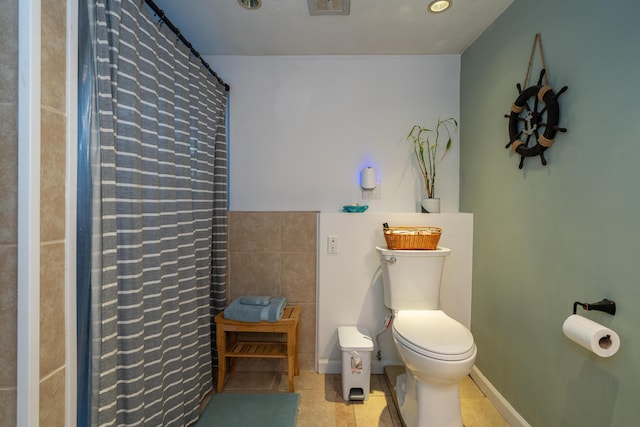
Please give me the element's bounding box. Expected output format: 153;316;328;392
392;310;476;361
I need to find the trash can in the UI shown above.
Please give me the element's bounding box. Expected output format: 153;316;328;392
337;326;374;401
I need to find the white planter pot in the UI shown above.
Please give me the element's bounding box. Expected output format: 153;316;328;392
421;198;440;213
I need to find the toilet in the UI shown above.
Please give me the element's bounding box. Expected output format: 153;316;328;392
376;246;476;427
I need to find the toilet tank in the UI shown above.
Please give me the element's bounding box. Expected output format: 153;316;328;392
376;247;450;310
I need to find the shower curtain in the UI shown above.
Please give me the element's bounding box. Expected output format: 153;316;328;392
77;0;228;425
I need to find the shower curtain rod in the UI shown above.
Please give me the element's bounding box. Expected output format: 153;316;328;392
143;0;230;92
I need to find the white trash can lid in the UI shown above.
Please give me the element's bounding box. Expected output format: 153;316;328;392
338;326;373;351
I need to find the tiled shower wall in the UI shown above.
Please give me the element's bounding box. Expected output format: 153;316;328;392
228;211;318;372
39;0;68;424
0;0;68;425
0;0;19;422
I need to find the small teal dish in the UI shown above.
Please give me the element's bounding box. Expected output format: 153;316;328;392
342;205;368;213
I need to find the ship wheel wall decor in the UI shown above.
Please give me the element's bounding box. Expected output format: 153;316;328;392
505;68;568;169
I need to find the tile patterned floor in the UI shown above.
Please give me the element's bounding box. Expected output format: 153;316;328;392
216;367;509;426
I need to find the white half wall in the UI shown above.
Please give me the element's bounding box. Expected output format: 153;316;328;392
317;212;473;374
204;55;461;213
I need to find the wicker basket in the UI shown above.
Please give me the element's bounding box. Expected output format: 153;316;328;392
383;226;442;250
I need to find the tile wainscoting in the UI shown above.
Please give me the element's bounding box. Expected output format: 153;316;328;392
228;211;318;372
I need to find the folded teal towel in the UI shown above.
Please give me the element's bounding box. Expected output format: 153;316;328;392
239;295;272;306
224;296;287;322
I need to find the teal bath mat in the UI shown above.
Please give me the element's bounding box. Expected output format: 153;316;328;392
196;392;300;427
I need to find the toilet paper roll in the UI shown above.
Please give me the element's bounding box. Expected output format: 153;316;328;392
562;314;620;357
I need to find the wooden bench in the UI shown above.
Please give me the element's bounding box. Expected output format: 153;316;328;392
215;305;302;392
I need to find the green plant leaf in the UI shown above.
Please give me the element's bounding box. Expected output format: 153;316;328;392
405;117;458;199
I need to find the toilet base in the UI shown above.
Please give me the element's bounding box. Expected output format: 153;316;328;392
395;371;463;427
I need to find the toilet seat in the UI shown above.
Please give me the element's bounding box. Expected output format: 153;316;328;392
393;310;475;361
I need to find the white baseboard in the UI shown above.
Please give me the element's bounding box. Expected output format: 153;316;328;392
470;366;530;427
317;359;341;374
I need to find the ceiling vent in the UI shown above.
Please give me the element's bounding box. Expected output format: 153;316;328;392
307;0;350;16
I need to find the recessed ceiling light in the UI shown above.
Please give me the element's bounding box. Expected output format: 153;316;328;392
238;0;262;10
428;0;452;13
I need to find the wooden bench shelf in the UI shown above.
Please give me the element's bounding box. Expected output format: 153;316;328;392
215;305;301;392
226;341;287;358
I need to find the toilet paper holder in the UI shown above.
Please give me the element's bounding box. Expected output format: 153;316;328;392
572;298;616;316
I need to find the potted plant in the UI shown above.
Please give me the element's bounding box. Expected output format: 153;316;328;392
406;117;458;213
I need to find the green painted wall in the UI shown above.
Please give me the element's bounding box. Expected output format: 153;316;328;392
460;0;640;425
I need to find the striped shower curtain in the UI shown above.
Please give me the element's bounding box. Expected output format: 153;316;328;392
84;0;228;425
